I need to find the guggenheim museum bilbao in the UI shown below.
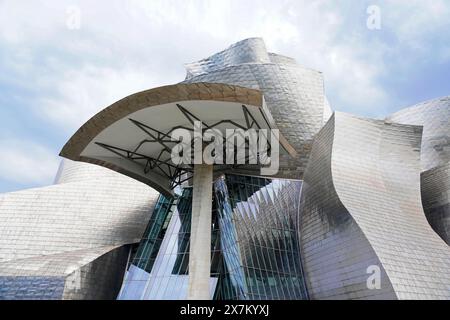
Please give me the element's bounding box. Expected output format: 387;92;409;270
0;38;449;300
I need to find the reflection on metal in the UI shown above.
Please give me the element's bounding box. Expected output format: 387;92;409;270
387;96;450;172
387;96;450;246
299;112;450;300
4;37;450;301
0;159;159;300
421;163;450;245
59;83;285;196
0;244;132;300
183;38;329;179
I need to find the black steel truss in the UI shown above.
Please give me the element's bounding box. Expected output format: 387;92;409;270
95;103;276;190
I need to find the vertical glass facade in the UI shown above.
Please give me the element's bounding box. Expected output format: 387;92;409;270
131;195;174;274
214;175;308;300
118;174;308;300
118;188;221;300
117;194;174;299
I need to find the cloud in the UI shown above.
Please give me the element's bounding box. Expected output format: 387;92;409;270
0;0;450;193
384;0;450;42
0;0;392;123
0;139;60;186
39;65;161;130
1;0;449;119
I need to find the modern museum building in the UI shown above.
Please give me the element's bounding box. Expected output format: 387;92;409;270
0;38;449;300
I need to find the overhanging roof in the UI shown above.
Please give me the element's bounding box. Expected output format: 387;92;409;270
60;83;295;196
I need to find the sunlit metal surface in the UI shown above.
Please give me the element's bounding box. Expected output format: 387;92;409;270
299;112;450;300
421;162;450;244
0;160;159;299
183;38;330;179
387;96;450;172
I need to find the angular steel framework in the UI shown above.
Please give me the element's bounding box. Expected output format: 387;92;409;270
93;103;277;190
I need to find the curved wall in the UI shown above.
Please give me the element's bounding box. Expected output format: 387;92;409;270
387;96;450;172
421;163;450;244
299;112;450;300
185;38;271;78
387;97;450;246
299;114;396;300
55;159;132;184
183;38;329;179
0;245;130;300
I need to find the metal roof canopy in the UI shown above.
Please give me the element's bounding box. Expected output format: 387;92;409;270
60;83;296;196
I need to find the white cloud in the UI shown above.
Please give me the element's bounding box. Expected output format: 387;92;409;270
39;65;162;130
0;0;449;193
254;1;390;114
0;0;389;122
0;0;449;128
384;0;450;43
0;140;60;186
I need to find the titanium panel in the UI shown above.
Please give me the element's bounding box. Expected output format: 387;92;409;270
387;96;450;171
299;112;450;300
183;38;329;179
421;162;450;244
0;159;159;299
0;245;130;300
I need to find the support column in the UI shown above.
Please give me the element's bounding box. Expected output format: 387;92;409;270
187;164;213;300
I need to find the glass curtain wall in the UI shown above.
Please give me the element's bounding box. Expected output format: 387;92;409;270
118;174;308;300
118;188;221;299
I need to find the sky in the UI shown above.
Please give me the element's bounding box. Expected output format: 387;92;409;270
0;0;449;193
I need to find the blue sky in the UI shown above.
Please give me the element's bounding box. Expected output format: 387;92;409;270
0;0;449;193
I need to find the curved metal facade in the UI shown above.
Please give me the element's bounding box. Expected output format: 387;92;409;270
299;112;450;299
0;159;159;299
183;38;329;179
421;163;450;244
387;96;450;172
387;97;450;246
59;83;272;196
0;244;131;300
2;37;450;301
